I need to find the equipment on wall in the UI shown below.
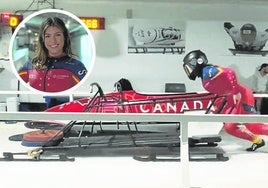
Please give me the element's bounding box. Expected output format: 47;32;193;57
224;22;268;56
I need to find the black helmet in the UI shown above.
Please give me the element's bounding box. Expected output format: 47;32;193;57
114;78;133;91
183;50;208;80
240;23;256;44
240;23;256;34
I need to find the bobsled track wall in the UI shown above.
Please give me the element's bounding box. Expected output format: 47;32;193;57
2;111;268;188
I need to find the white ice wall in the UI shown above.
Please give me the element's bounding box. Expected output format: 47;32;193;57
69;2;268;93
1;1;268;102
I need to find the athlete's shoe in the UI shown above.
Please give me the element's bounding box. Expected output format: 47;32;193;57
246;139;265;151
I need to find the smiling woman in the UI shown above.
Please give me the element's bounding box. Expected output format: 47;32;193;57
44;20;66;58
10;9;95;94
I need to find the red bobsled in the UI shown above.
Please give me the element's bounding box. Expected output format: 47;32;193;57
45;82;227;114
21;79;228;147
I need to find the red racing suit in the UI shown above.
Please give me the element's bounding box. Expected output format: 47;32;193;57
202;65;268;142
18;55;87;92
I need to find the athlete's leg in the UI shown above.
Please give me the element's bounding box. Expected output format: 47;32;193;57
224;122;265;151
245;123;268;135
224;122;255;141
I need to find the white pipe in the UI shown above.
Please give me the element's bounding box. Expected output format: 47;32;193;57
0;91;91;96
0;91;267;97
0;112;266;122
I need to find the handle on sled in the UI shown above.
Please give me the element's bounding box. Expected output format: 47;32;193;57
90;82;106;101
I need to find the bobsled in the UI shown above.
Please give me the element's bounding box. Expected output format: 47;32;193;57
45;82;225;114
3;79;230;162
24;80;227;131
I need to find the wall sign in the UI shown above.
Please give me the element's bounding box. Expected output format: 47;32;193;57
0;13;23;28
79;17;105;30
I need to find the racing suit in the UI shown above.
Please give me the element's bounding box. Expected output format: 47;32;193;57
202;65;268;143
18;55;87;92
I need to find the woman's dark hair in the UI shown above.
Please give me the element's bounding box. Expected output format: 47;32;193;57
259;63;268;71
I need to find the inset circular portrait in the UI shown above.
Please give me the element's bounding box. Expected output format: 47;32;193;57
9;9;95;94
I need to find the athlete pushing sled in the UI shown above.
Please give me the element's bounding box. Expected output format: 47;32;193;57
182;50;268;151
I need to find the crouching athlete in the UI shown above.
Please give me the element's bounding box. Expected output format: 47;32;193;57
182;50;268;151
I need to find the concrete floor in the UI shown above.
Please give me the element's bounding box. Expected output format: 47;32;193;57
0;121;268;188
